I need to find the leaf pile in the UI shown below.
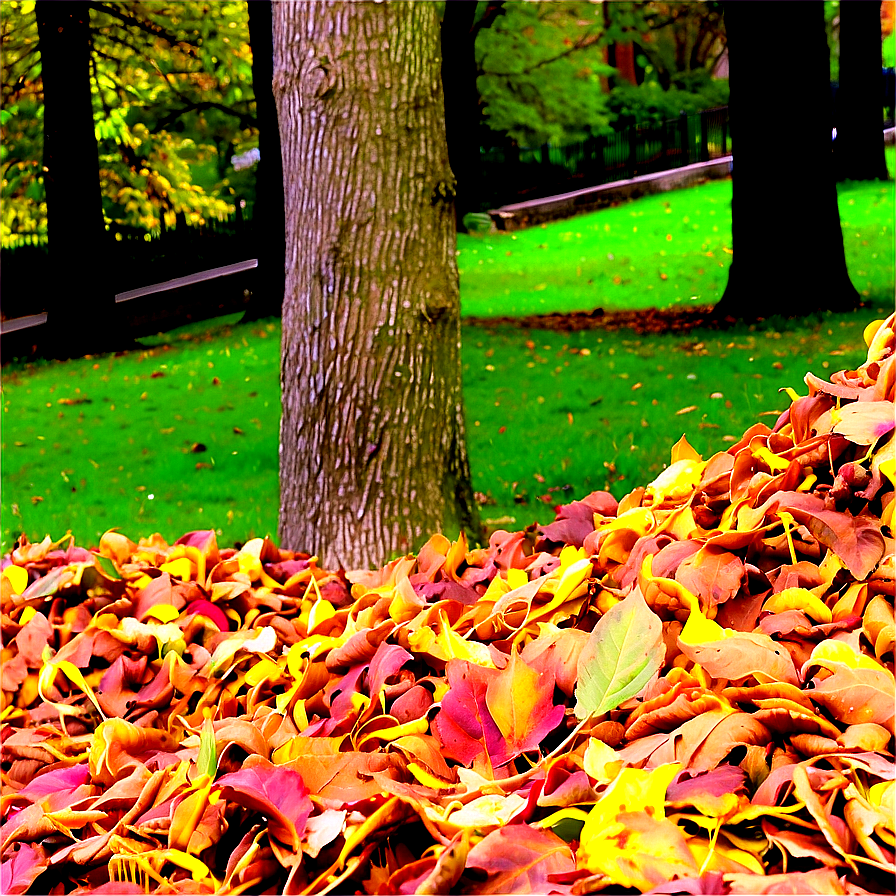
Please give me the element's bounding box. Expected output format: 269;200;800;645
2;316;894;896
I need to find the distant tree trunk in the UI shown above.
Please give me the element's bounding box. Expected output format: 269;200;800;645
613;43;639;86
243;0;286;321
36;1;115;356
834;0;888;181
441;0;505;230
441;0;481;230
714;1;859;322
274;0;479;570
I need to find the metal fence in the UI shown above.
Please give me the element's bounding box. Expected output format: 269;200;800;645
478;106;730;207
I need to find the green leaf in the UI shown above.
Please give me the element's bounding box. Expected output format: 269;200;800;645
197;717;217;780
574;589;663;719
92;553;123;580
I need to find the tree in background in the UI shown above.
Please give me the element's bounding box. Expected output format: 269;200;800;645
440;0;504;228
242;0;285;320
834;0;889;181
475;1;613;147
714;1;859;322
34;0;113;354
274;0;479;570
604;1;728;125
1;0;253;247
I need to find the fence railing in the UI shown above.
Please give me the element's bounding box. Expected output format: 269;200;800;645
477;106;730;208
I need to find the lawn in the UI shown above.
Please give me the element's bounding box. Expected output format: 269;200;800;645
456;152;895;317
2;168;893;553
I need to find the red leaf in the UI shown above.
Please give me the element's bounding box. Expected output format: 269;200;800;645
463;825;575;894
432;660;505;769
0;842;48;896
776;492;885;580
486;651;565;757
215;755;312;849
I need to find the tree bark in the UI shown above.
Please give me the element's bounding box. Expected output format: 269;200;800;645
714;1;859;322
274;0;479;570
834;0;888;181
36;1;115;356
243;0;286;321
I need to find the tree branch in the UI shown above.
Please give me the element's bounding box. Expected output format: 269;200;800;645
87;2;183;48
152;100;257;132
483;30;602;78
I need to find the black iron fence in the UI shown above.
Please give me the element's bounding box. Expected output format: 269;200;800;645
477;106;731;208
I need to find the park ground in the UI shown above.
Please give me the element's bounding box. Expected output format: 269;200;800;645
1;167;893;553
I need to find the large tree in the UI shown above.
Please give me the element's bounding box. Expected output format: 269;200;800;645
834;0;889;181
274;0;479;570
35;1;113;355
242;0;285;320
713;1;859;321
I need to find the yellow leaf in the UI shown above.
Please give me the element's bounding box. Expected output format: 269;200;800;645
408;610;496;668
307;597;336;634
39;655;107;721
159;557;193;581
582;738;621;784
443;793;527;833
679;599;730;645
143;603;181;624
644;458;706;506
671;434;702;464
584;763;681;833
806;639;887;673
763;588;832;624
2;565;28;594
245;657;283;688
578;765;694;888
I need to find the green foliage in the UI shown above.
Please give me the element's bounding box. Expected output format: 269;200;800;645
475;1;728;145
0;0;257;246
476;1;613;146
608;76;729;127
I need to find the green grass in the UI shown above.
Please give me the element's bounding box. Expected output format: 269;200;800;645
463;307;889;530
2;167;893;552
457;149;895;317
457;180;735;317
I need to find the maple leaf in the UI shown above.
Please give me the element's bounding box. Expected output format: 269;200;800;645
432;659;506;770
485;650;564;758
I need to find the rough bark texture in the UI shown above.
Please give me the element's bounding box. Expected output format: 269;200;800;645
36;1;114;356
834;0;888;181
713;1;859;322
243;0;286;321
274;0;479;571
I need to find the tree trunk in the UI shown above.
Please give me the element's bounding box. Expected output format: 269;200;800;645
274;0;480;571
243;0;286;321
834;0;888;181
441;0;481;230
35;1;115;356
714;1;859;322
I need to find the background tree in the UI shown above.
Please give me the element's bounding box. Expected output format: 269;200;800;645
1;0;253;247
440;0;504;228
242;0;285;320
34;0;113;354
833;0;889;181
274;0;479;570
475;0;613;147
714;1;859;322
